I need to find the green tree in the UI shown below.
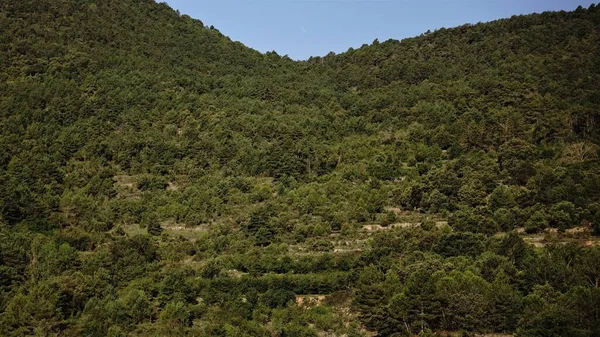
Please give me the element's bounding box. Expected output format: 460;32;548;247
525;210;548;234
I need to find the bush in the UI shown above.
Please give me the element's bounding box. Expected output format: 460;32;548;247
525;211;548;234
493;208;518;231
158;301;192;327
380;211;397;227
435;232;486;257
137;175;168;191
308;239;334;252
449;210;498;235
260;289;296;308
548;201;577;231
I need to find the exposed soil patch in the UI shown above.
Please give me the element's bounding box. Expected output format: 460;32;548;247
296;295;326;307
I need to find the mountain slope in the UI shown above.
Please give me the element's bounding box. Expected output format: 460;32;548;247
1;1;600;336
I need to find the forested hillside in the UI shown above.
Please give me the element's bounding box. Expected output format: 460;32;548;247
1;0;600;336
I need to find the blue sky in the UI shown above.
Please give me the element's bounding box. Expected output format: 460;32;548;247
165;0;596;60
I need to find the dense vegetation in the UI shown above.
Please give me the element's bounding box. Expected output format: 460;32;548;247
1;0;600;336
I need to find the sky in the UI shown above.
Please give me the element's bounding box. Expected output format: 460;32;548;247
164;0;597;60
